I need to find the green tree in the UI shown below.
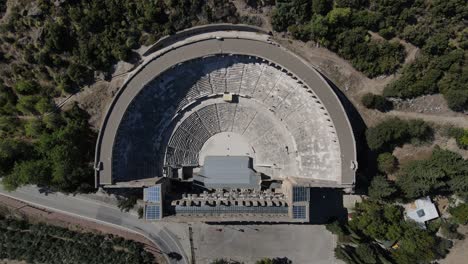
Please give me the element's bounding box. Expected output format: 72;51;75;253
392;223;439;264
24;118;44;138
440;220;464;240
349;201;404;241
42;113;64;130
397;147;468;199
2;160;50;191
368;175;396;200
271;4;295;32
117;196;137;212
422;33;449;56
312;0;333;15
355;244;377;264
0;139;34;175
444;89;468;111
0;116;22;137
35;98;55;114
366;118;433;152
361;93;392;112
449;204;468;224
377;153;398;174
14;80;39;95
326;7;351;26
16;95;40;115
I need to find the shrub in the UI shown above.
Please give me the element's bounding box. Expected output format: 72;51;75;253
117;196;137;212
361;93;392;112
456;131;468;150
355;244;378;264
0;139;34;175
379;27;396;39
440;221;464;240
42;113;64;130
16;95;40;114
449;204;468;225
397;147;468;199
138;207;144;219
377;152;398;174
2;160;51;191
24;118;44;138
368;175;396;200
366;118;433;152
14;80;39;95
444;89;468;111
35;98;55;114
0;116;21;137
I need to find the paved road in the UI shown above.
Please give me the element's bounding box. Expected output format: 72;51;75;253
96;26;357;186
0;185;189;264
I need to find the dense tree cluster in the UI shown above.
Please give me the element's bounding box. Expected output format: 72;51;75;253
270;0;467;111
329;200;452;264
271;0;406;77
0;215;154;264
0;104;95;192
368;175;397;201
0;0;240;192
374;0;467;111
376;152;398;174
396;147;468;200
365;117;433;153
0;0;238;87
384;49;467;111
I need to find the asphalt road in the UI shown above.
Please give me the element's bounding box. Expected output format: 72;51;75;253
96;27;357;186
0;185;189;264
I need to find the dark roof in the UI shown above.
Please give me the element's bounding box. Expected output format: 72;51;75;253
194;156;260;189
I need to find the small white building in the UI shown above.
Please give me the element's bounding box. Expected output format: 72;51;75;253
404;196;439;228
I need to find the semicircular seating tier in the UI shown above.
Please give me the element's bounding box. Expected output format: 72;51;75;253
112;55;341;183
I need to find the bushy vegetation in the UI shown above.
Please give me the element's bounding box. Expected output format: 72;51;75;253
117;196;138;212
449;203;468;225
330;200;452;264
447;126;468;150
396;147;468;200
1;104;95;193
375;0;467;111
361;93;393;112
271;0;406;77
0;214;154;264
0;0;238;90
0;0;240;192
377;152;398;174
256;258;291;264
270;0;467;111
366;117;433;153
368;175;397;201
384;49;467;111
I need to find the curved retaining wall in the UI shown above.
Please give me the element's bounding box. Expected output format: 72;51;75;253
95;24;357;187
143;23;269;56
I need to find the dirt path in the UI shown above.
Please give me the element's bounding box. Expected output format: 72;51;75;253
386;111;468;128
0;194;166;264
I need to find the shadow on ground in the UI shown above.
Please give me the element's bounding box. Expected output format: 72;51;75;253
309;188;347;224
